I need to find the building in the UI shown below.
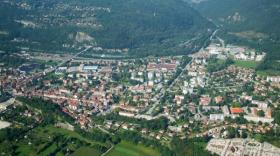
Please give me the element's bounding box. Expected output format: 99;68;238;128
267;76;280;83
252;100;268;110
244;116;274;123
200;96;211;106
83;66;98;71
119;111;135;117
230;108;244;114
209;114;225;121
215;96;223;104
222;105;230;115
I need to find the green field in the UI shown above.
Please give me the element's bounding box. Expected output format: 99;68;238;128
107;141;161;156
11;126;161;156
234;60;259;69
71;147;102;156
256;70;280;76
12;125;109;156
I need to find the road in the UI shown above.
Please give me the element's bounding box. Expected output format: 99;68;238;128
145;29;218;115
210;29;219;41
18;46;92;86
145;57;194;115
96;125;113;135
101;143;114;156
217;36;225;48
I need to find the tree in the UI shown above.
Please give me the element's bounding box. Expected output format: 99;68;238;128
274;110;280;125
241;131;248;138
232;102;241;108
257;110;265;117
226;126;236;138
255;134;265;143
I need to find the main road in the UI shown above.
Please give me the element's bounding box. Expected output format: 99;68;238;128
18;46;92;86
145;57;193;115
145;28;219;116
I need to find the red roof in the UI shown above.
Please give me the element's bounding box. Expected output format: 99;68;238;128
147;63;177;70
230;108;244;114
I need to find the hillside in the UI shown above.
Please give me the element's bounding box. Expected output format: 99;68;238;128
0;0;215;57
188;0;280;73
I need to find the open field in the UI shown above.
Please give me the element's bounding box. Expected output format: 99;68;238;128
234;60;259;69
257;70;280;76
0;125;108;156
107;141;161;156
71;147;102;156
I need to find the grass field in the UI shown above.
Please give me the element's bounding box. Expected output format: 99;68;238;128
234;60;259;69
107;141;161;156
42;126;106;146
71;147;102;156
13;125;109;156
256;70;280;76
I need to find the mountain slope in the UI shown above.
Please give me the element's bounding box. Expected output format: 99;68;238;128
189;0;280;73
0;0;215;57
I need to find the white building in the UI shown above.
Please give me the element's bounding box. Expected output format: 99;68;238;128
267;76;280;83
210;114;225;121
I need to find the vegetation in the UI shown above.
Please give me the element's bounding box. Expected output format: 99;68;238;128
252;126;280;147
0;53;26;67
234;60;258;69
273;110;280;125
191;0;280;74
71;147;102;156
0;0;214;57
257;110;265;117
207;58;234;73
17;97;75;125
170;137;214;156
10;97;176;156
116;131;173;156
0;87;11;102
99;113;169;131
107;141;161;156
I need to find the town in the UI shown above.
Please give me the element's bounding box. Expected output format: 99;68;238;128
1;39;280;155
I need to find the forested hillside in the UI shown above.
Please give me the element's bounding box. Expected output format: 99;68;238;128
189;0;280;73
0;0;215;57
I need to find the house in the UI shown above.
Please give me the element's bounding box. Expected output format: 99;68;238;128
266;108;272;118
175;95;184;105
69;100;79;111
187;103;196;114
122;123;129;130
200;96;211;106
215;96;223;104
148;72;154;80
230;108;244;114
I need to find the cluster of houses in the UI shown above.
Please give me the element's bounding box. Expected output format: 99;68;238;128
103;119;188;141
1;56;186;128
186;58;207;88
0;41;279;141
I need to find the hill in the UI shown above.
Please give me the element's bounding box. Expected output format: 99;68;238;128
188;0;280;73
0;0;215;57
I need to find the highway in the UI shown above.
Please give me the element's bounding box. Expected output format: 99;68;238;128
18;46;92;86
